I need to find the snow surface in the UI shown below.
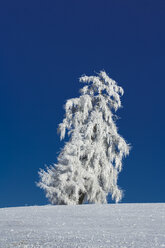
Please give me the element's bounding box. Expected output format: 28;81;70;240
0;203;165;248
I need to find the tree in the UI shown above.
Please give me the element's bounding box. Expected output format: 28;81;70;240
38;71;130;205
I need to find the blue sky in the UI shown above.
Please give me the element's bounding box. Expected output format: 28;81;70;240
0;0;165;207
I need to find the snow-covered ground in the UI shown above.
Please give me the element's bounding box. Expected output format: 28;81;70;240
0;203;165;248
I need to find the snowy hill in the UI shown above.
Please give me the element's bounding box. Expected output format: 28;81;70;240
0;203;165;248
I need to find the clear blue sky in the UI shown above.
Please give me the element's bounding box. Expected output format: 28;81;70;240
0;0;165;207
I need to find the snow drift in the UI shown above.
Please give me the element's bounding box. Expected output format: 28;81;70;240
0;203;165;248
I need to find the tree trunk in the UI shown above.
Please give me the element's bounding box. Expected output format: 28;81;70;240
78;192;85;204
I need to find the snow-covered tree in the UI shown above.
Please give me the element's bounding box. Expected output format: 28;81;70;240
38;71;130;205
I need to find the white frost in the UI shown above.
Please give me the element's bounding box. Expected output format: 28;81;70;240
38;71;130;205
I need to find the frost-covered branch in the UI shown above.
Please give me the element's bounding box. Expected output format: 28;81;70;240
38;71;130;205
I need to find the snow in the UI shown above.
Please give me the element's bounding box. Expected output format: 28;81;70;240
0;203;165;248
38;71;130;205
